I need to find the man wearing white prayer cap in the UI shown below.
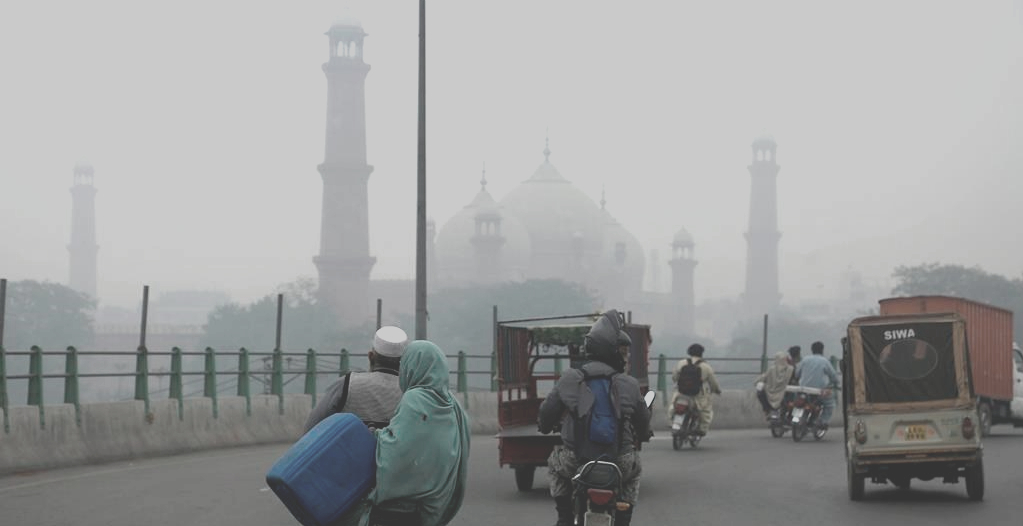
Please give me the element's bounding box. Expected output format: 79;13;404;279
304;325;409;431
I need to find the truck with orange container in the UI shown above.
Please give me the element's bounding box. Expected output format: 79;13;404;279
878;295;1023;435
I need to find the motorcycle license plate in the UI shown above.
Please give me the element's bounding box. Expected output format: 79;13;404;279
583;511;613;526
792;408;805;419
673;415;685;426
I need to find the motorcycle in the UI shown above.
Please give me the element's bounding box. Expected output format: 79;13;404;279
759;382;793;438
788;385;830;442
671;395;701;449
570;391;655;526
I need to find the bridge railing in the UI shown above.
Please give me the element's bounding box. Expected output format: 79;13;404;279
0;344;767;434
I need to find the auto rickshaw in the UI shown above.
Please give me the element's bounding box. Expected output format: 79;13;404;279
494;311;651;491
842;313;984;501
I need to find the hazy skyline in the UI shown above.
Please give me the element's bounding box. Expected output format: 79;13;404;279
2;1;1021;312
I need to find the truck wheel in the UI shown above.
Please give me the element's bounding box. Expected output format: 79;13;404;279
848;463;865;501
977;402;993;437
514;466;535;492
965;459;984;501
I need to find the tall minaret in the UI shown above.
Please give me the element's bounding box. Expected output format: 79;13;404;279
743;134;781;317
68;163;98;301
669;228;697;335
313;18;376;326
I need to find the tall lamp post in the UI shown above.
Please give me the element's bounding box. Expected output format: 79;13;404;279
415;0;428;339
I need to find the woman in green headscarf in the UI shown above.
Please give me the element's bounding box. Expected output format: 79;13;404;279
362;340;471;526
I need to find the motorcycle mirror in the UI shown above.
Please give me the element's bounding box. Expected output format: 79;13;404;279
643;391;656;409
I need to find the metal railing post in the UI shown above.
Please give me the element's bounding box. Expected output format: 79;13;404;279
170;347;183;420
490;350;498;392
760;314;769;374
305;349;317;408
64;346;81;426
457;351;467;393
134;345;150;416
554;352;563;379
272;347;283;415
28;345;44;428
0;345;8;433
339;348;349;376
204;347;218;419
657;353;667;401
238;347;250;416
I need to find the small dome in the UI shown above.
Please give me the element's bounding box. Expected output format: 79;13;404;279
673;227;694;247
330;15;363;30
73;162;94;174
753;131;776;147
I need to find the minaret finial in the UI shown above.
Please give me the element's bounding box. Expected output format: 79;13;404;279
480;162;487;190
543;128;551;162
601;184;606;209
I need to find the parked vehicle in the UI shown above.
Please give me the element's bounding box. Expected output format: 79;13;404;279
879;295;1023;436
843;312;984;501
494;310;652;491
671;396;701;449
571;392;655;526
787;385;829;442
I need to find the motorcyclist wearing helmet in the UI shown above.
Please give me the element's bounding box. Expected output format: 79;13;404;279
671;343;722;436
538;310;651;526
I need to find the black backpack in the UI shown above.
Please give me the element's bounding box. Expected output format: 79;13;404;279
676;358;703;396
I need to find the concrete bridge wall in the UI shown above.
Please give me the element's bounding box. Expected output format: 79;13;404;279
0;390;838;476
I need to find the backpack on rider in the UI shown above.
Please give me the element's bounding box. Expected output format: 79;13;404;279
576;371;619;461
676;358;703;396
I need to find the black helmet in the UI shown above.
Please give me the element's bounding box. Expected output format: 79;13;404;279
583;309;629;371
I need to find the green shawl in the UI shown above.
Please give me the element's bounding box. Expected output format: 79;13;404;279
367;340;471;526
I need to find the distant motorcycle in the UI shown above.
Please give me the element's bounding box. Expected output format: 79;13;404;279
788;386;829;442
671;396;702;449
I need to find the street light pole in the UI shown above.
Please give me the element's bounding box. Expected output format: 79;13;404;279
415;0;428;339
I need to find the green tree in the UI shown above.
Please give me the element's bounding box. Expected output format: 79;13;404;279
1;280;95;350
891;262;1023;339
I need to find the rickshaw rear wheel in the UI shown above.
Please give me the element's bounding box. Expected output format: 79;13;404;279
965;459;984;501
515;466;535;492
847;463;865;501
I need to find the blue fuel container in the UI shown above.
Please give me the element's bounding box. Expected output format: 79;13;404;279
266;412;376;526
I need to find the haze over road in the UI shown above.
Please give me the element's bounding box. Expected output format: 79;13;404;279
3;428;1022;525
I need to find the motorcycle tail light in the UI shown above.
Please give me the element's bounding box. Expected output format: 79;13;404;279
962;416;975;440
674;403;688;414
854;420;867;444
587;488;614;506
616;502;631;511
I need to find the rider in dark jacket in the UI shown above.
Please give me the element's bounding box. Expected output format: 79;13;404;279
538;310;651;526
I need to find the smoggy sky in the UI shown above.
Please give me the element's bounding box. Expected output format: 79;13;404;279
1;1;1021;311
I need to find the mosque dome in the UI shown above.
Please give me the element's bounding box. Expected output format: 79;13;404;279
598;195;646;296
499;142;608;280
435;171;530;286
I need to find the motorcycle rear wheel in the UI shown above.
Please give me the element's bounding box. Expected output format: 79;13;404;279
672;433;682;451
792;423;807;442
770;425;785;438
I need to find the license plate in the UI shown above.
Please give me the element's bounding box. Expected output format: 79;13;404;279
673;415;684;425
792;408;805;419
905;425;928;441
583;511;612;526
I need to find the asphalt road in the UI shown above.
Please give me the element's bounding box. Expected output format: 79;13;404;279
3;427;1023;526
